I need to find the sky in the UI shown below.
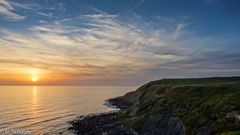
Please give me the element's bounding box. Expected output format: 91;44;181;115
0;0;240;85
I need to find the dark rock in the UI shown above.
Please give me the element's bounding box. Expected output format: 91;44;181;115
226;112;240;123
107;97;133;110
142;115;185;135
69;99;137;135
196;126;213;135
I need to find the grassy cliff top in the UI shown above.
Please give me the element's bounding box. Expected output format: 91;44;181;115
149;77;240;86
118;77;240;135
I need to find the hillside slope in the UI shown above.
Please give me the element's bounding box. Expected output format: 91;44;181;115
116;77;240;135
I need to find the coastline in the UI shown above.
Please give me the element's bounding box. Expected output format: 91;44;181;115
68;77;240;135
68;97;136;135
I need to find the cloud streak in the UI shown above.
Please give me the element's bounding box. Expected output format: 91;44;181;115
0;0;32;20
0;9;239;85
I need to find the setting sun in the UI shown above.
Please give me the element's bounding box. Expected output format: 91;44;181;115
32;77;38;82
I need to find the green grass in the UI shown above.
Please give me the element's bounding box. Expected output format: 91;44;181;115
119;77;240;135
219;131;240;135
150;77;240;86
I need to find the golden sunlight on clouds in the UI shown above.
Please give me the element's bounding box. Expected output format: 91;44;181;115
0;65;50;84
31;76;38;82
0;14;192;85
26;68;46;83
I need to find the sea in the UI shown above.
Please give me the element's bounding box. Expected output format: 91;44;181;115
0;86;136;134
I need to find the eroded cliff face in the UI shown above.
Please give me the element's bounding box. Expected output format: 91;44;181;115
117;77;240;135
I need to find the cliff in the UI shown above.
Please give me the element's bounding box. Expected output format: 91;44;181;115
112;77;240;135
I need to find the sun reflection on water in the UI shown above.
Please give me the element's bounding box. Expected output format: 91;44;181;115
32;86;37;98
31;86;39;117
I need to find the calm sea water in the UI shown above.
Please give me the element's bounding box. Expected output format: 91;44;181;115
0;86;136;135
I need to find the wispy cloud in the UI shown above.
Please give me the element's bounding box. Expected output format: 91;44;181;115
0;0;33;20
0;10;239;85
131;0;145;10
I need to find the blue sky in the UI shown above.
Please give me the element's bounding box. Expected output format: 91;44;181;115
0;0;240;85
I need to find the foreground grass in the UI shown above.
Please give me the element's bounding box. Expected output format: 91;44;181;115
119;77;240;135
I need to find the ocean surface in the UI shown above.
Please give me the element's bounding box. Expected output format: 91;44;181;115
0;86;136;134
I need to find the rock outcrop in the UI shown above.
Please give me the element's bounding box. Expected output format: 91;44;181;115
70;77;240;135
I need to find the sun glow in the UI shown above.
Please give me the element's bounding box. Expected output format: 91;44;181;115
32;77;38;82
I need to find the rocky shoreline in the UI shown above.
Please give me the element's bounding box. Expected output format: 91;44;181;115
69;77;240;135
68;97;136;135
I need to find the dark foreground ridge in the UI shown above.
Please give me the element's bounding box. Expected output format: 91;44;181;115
68;98;136;135
69;77;240;135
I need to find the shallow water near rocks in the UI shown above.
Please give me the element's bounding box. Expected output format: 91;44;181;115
0;86;136;134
